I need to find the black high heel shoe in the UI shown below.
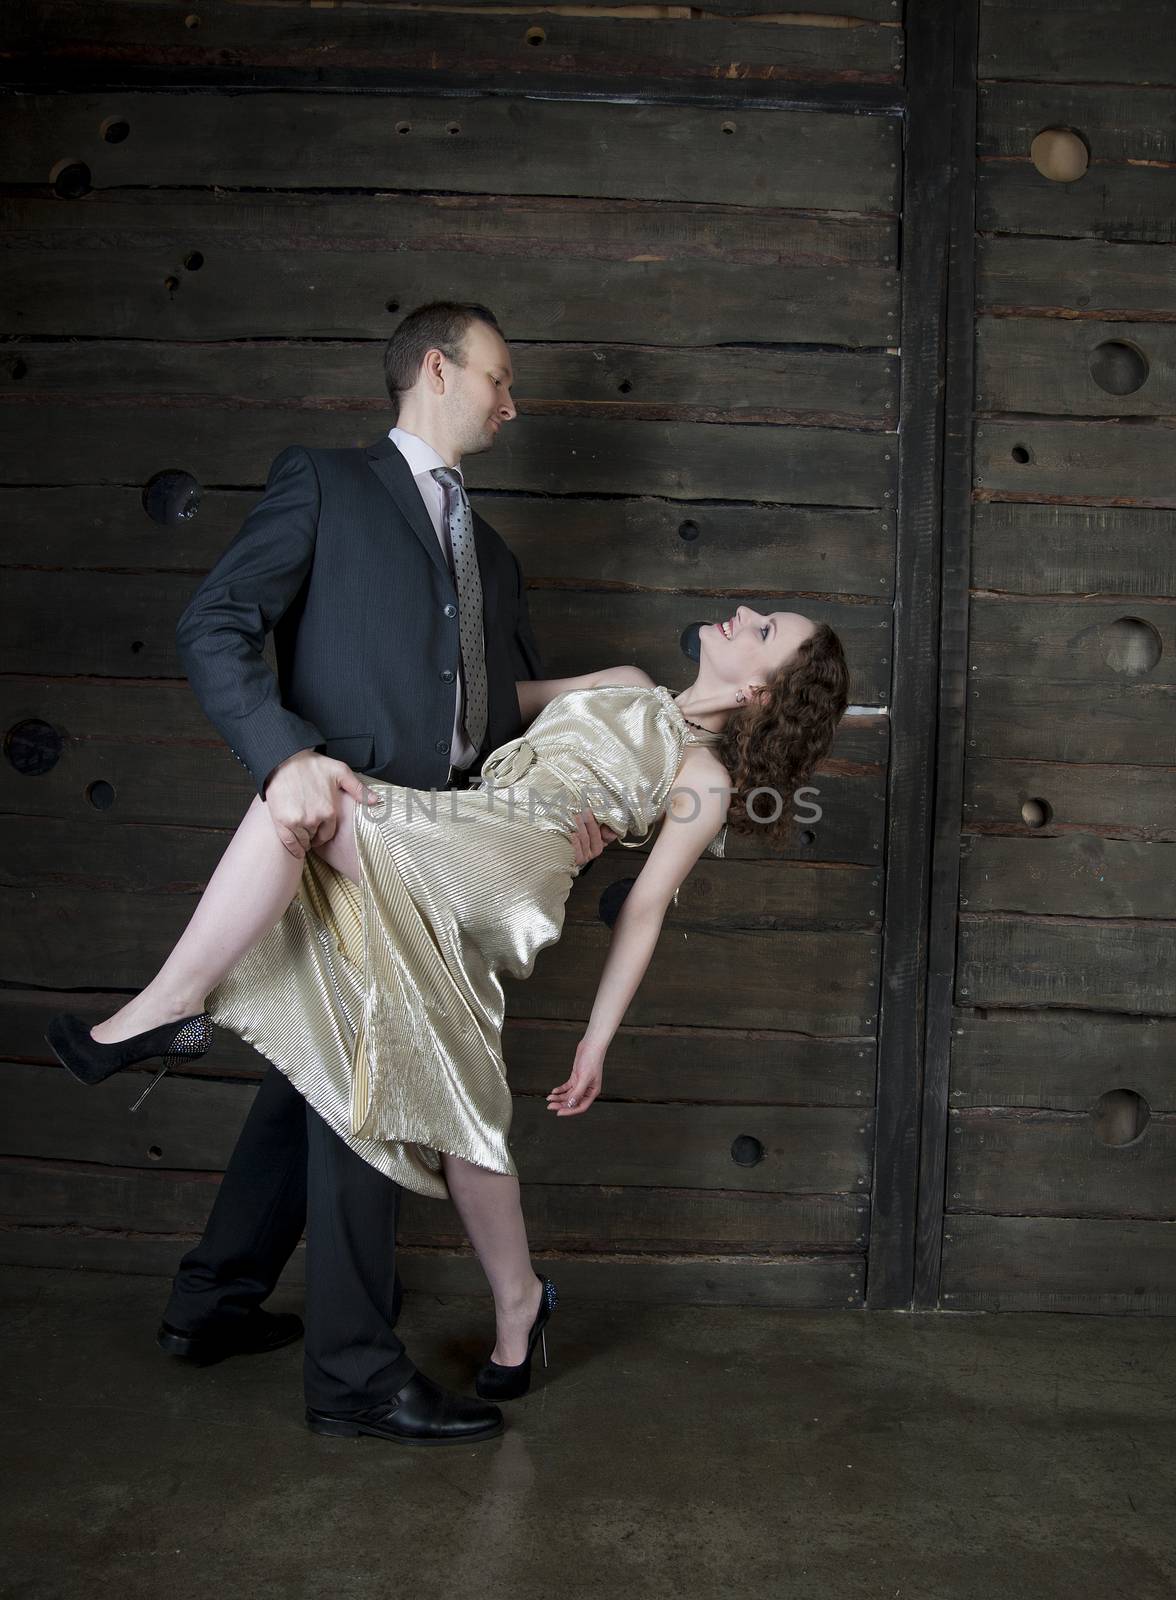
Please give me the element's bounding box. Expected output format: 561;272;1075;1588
44;1010;213;1111
475;1277;558;1401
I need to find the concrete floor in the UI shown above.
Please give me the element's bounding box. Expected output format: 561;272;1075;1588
2;1268;1173;1600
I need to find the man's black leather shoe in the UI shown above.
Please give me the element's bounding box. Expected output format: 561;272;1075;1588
157;1309;304;1366
306;1371;504;1446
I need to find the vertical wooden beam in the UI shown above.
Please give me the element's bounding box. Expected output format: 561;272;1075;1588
866;0;965;1308
913;0;980;1310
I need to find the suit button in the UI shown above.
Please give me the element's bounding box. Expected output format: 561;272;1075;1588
435;738;448;753
440;668;455;683
443;602;457;618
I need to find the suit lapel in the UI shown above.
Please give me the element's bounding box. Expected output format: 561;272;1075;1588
364;435;450;580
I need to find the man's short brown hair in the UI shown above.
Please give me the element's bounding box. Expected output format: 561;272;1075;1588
383;302;503;417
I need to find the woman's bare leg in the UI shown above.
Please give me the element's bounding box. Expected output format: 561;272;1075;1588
440;1153;544;1366
91;793;360;1043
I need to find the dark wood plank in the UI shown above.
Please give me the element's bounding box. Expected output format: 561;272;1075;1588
979;236;1176;320
967;676;1176;766
978;165;1176;246
1;814;881;933
0;679;889;859
0;1158;869;1253
978;318;1176;417
0;1228;865;1307
0;93;902;211
979;0;1176;85
979;81;1176;160
960;835;1176;919
2;339;899;427
975;420;1176;504
0;877;880;1029
941;1214;1176;1314
0;572;892;702
4;2;904;86
0;251;898;345
958;915;1176;1015
971;502;1176;597
0;1063;873;1193
950;1010;1176;1111
964;754;1176;841
0;185;898;267
0;485;896;600
0;989;878;1107
351;0;895;13
947;1106;1176;1220
915;0;981;1315
968;596;1176;685
0;408;896;508
870;0;961;1311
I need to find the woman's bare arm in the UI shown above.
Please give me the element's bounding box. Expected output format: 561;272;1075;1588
546;749;732;1116
516;665;653;724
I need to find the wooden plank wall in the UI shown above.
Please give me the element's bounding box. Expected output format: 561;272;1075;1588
0;3;902;1304
941;0;1176;1313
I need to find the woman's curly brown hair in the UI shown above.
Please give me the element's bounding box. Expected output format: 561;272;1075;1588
717;621;850;848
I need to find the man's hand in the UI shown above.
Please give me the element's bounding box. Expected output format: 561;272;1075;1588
263;748;378;860
568;809;617;870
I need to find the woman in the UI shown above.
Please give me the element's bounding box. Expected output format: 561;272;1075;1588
47;607;849;1398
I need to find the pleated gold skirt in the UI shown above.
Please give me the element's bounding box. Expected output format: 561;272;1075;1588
206;779;579;1200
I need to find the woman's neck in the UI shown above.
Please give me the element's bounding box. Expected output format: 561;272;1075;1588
673;686;729;735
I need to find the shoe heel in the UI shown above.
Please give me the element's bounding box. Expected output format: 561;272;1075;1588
305;1412;361;1439
129;1054;174;1113
540;1327;549;1370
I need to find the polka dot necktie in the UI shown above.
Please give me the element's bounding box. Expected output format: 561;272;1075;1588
431;466;488;755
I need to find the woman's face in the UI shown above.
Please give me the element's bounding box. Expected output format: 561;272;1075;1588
699;607;816;702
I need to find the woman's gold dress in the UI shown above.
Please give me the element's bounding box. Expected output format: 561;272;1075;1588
207;683;725;1200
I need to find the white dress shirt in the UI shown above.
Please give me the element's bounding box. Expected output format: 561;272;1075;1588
388;425;477;771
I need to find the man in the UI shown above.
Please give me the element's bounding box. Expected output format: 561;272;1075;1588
160;302;612;1446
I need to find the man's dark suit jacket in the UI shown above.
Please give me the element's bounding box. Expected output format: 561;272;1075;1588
176;433;547;794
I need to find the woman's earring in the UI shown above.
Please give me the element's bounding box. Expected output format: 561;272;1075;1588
736;691;745;705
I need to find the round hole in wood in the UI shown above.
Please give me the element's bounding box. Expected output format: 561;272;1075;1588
142;468;201;526
1029;127;1089;183
183;250;204;272
1089;339;1148;396
798;828;816;847
1101;616;1162;675
50;159;91;199
100;117;130;144
395;121;412;135
1010;443;1032;464
8;357;28;380
617;379;632;394
678;520;700;542
721;121;737;136
386;298;401;314
184;13;200;27
130;640;146;654
446;122;461;136
148;1144;163;1160
1090;1088;1150;1146
526;25;546;45
163;274;180;292
1020;796;1052;828
86;779;116;810
4;719;64;776
731;1134;764;1167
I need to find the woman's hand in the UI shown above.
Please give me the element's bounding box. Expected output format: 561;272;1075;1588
546;1039;605;1116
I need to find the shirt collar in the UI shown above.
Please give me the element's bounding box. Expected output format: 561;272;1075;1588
388;426;463;483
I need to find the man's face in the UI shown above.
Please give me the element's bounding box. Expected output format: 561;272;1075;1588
444;321;517;457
